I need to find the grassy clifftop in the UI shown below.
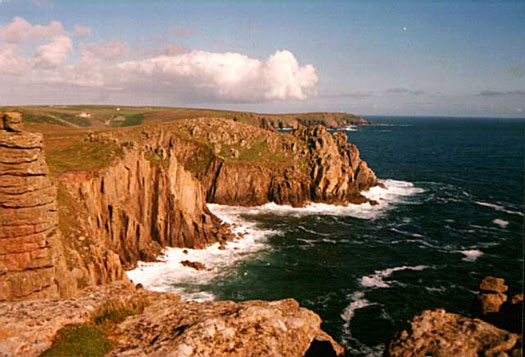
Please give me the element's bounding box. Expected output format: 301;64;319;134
1;105;367;130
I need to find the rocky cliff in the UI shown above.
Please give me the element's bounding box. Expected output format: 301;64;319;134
0;282;344;356
195;120;378;206
0;113;77;302
58;146;232;285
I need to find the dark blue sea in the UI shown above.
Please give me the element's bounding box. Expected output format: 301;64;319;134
129;116;524;356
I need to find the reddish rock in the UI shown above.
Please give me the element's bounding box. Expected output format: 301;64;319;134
181;260;207;270
480;276;508;293
0;115;77;302
388;309;521;356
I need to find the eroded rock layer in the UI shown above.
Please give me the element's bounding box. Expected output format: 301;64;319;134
0;113;76;302
0;282;344;356
200;123;378;206
59;147;232;284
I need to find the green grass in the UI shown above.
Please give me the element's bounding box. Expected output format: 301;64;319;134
19;113;68;126
112;113;145;127
46;141;123;175
40;324;112;357
92;302;143;326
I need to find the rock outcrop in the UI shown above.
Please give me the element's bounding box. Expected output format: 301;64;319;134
388;309;522;356
201;123;377;207
58;147;232;285
0;113;77;302
0;282;344;356
472;276;523;333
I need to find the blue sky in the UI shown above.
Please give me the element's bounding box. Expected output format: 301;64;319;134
0;0;523;117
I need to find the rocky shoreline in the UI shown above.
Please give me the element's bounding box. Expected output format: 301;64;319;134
0;111;377;356
1;111;521;356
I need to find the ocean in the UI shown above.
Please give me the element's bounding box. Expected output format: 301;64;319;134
127;116;524;356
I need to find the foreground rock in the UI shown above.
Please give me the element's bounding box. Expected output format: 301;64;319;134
0;282;344;356
0;113;77;302
388;309;522;356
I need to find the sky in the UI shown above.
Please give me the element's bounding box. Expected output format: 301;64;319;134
0;0;524;117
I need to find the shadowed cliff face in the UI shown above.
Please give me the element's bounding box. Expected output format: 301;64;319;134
0;113;77;302
58;147;233;285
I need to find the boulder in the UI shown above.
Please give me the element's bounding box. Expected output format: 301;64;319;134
388;309;521;356
181;260;207;270
480;276;508;293
2;112;23;132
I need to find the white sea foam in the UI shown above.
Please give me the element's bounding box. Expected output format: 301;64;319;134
126;205;277;301
340;291;384;355
341;291;374;323
338;125;358;132
229;179;424;220
475;201;524;216
459;249;483;262
360;265;430;288
493;218;509;228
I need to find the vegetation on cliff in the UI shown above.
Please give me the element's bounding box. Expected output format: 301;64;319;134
0;105;368;131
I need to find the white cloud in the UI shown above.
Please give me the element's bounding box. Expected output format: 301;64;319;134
34;35;72;68
73;25;91;37
0;44;29;74
0;16;318;103
80;40;128;60
0;16;66;42
117;49;317;101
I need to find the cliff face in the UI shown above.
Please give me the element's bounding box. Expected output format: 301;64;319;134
200;124;377;207
256;112;368;131
58;147;231;285
0;113;77;302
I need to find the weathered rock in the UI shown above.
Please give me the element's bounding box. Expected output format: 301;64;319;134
58;147;231;285
473;277;523;334
181;260;206;270
197;121;377;207
388;309;522;356
2;112;23;132
0;282;344;357
0;116;77;302
477;291;507;314
480;276;508;293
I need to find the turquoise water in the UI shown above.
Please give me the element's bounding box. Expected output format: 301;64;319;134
203;117;524;355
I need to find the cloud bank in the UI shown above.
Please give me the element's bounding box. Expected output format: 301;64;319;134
0;17;318;103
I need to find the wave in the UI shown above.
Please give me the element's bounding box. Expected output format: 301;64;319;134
337;125;358;132
297;225;332;237
126;205;277;301
340;291;384;356
474;201;524;216
231;179;424;220
493;218;509;228
458;249;483;262
360;265;430;288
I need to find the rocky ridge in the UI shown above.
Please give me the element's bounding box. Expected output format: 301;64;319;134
170;118;378;206
0;281;344;356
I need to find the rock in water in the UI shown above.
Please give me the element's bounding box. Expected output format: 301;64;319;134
388;309;522;356
181;260;207;270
